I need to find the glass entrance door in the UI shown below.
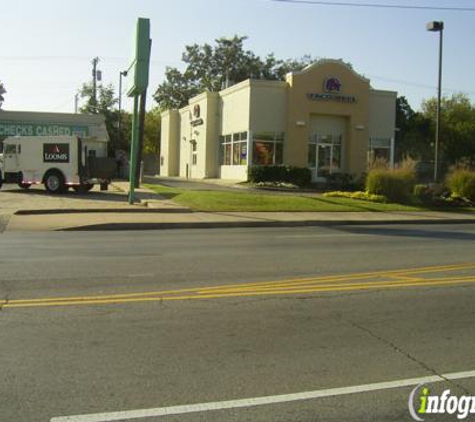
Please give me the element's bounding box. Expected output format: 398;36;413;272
308;134;343;179
317;143;332;175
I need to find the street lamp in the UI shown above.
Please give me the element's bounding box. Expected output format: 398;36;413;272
427;20;444;182
118;70;128;150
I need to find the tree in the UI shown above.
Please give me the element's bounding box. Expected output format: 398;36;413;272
78;82;124;151
154;35;316;110
395;96;432;162
78;82;117;115
0;81;6;109
143;107;161;155
422;93;475;168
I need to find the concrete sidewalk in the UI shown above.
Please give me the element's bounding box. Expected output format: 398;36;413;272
2;181;475;232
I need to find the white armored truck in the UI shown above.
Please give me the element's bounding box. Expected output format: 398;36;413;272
0;136;116;193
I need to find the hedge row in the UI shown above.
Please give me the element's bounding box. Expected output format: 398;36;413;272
248;166;311;186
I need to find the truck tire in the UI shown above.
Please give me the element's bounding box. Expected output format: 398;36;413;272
44;171;66;194
18;182;31;189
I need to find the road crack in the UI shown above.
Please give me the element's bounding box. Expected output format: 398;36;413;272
339;315;472;395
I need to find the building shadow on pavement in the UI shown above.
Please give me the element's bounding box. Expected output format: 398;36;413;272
333;225;475;242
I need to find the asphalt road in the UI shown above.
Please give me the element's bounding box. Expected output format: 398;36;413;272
1;224;475;422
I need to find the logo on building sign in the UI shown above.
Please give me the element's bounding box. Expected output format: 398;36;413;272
190;104;203;127
308;76;356;103
324;77;342;93
43;143;69;163
193;104;201;118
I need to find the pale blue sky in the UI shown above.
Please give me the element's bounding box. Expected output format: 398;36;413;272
1;0;474;113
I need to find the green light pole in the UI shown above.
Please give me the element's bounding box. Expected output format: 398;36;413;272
127;18;151;204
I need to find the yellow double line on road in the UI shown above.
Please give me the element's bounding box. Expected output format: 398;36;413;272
3;262;475;309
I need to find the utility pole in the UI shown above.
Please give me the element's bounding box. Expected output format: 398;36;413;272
74;94;79;113
91;57;99;113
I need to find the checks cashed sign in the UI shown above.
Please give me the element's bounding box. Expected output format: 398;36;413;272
0;122;88;137
43;144;70;163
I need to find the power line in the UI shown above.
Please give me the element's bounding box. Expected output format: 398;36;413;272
367;74;475;96
270;0;475;11
0;56;178;66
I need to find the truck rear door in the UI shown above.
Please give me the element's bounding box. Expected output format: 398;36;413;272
3;143;19;174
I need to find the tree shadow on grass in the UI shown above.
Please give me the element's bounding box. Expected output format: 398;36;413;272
305;196;387;212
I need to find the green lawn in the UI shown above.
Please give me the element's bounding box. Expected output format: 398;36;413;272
145;183;447;212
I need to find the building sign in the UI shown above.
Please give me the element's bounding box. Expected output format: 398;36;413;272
193;104;201;118
191;118;204;127
43;143;70;163
307;93;357;103
0;122;89;138
323;77;342;93
308;76;357;103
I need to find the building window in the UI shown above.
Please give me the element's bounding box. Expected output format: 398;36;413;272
369;137;391;163
308;134;342;177
220;131;248;166
252;132;284;166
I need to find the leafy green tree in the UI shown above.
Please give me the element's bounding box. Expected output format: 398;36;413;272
422;93;475;168
395;96;432;162
78;82;125;152
0;81;6;109
78;82;117;115
154;35;316;110
144;107;161;155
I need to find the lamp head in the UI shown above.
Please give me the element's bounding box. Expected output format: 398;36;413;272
427;21;444;32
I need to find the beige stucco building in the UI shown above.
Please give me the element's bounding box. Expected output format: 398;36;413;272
160;59;397;182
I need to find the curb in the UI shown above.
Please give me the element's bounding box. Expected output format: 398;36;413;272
60;218;475;232
14;208;193;216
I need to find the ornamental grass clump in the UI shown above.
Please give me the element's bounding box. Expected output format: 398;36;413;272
366;158;417;203
446;168;475;201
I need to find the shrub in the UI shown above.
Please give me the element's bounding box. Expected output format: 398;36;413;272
446;169;475;201
366;168;416;202
325;173;355;191
249;166;311;186
413;183;447;204
413;184;428;198
323;191;387;203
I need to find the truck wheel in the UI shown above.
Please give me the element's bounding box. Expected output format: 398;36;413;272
18;182;31;189
44;171;66;194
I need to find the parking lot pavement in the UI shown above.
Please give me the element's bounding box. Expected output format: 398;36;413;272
0;183;147;214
